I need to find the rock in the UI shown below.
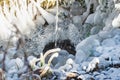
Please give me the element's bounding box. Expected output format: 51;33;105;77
111;29;120;36
72;16;82;25
70;1;84;16
95;74;106;80
37;6;56;24
17;66;27;74
7;47;17;59
94;10;103;25
5;58;24;72
101;38;116;47
90;26;102;35
81;62;89;71
86;57;99;72
113;35;120;45
15;58;24;69
95;46;104;54
98;31;113;39
112;15;120;28
75;35;100;63
66;58;74;65
54;50;69;68
5;59;16;71
5;77;13;80
8;66;18;75
75;49;87;63
68;24;81;45
115;3;120;10
0;53;4;62
85;13;95;24
34;15;45;26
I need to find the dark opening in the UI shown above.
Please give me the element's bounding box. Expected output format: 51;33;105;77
43;39;76;55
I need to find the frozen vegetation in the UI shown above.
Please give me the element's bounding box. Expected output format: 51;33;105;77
0;0;120;80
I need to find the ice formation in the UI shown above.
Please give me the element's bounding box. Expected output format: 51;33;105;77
1;0;120;80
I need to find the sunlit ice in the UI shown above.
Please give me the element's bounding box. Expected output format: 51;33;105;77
0;0;57;40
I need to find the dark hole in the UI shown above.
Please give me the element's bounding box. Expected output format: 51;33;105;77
43;39;76;55
105;57;109;61
90;4;94;14
0;46;3;50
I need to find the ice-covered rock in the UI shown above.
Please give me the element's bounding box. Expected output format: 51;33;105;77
15;58;24;69
75;49;87;64
5;58;24;73
98;30;113;39
94;10;103;25
90;26;102;35
72;16;82;25
95;73;106;80
75;35;100;63
113;34;120;45
54;50;69;68
86;57;99;72
70;1;84;16
0;53;4;62
5;59;16;71
7;48;17;59
112;14;120;28
68;24;81;45
37;6;56;24
34;15;45;26
101;38;116;47
85;13;95;24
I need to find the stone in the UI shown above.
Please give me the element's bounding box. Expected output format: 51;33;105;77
0;53;4;62
101;38;116;47
72;16;82;25
66;58;74;65
85;13;95;24
54;50;69;68
112;15;120;28
115;3;120;10
86;57;99;72
68;24;81;45
7;47;17;59
5;59;16;71
34;15;45;26
75;49;87;64
98;31;113;39
94;10;103;25
113;35;120;45
75;35;100;64
15;58;24;69
90;26;102;35
38;6;56;24
70;1;84;16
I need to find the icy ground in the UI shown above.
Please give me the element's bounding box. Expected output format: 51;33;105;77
1;0;120;80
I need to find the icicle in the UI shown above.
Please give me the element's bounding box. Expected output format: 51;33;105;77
31;0;56;24
54;0;59;47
